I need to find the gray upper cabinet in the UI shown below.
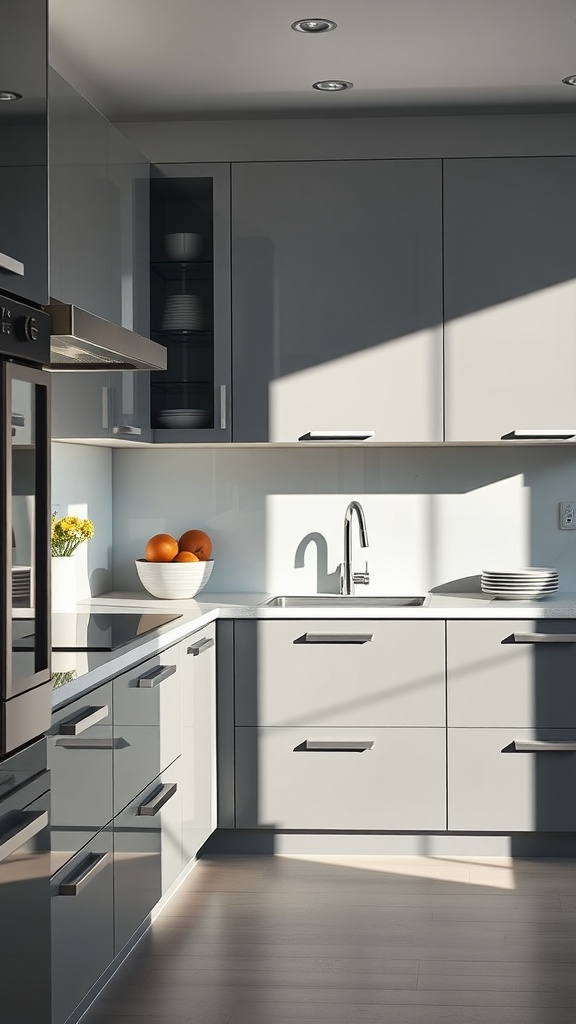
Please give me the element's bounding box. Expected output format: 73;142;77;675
232;160;443;442
444;157;576;441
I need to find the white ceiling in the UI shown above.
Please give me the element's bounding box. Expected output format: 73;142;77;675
49;0;576;120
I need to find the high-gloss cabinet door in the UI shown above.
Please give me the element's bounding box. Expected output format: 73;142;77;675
51;827;113;1024
114;758;182;954
48;682;113;861
113;647;182;815
0;0;48;305
232;160;443;442
236;727;446;830
447;620;576;728
235;620;445;727
448;728;576;832
444;157;576;440
182;625;217;862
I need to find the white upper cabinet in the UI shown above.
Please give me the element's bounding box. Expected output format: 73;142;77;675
444;157;576;442
232;160;443;443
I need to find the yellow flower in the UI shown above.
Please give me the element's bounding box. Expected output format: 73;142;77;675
51;514;95;557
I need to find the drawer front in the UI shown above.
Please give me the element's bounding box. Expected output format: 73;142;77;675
114;758;183;954
447;621;576;728
235;620;445;727
235;727;446;830
114;643;182;729
181;624;217;862
113;648;182;815
51;827;114;1024
448;728;576;832
49;682;113;849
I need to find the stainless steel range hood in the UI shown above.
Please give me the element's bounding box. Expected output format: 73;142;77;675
46;304;167;371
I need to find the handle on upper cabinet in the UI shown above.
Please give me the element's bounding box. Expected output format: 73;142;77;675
511;740;576;753
58;705;109;735
58;852;110;896
303;739;374;752
0;810;48;863
137;663;177;688
187;637;214;657
219;384;227;430
302;632;374;644
112;424;142;436
0;252;24;276
512;634;576;644
137;782;178;816
298;431;375;441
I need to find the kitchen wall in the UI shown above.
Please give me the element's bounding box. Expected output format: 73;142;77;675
51;442;113;597
112;446;576;595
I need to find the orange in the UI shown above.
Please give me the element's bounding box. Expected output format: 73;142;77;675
145;533;179;562
178;528;213;561
172;550;199;563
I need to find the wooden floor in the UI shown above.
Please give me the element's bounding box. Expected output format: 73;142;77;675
83;855;576;1024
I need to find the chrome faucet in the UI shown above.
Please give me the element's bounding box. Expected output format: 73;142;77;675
340;500;370;596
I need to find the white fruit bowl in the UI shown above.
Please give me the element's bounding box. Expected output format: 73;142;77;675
135;558;214;599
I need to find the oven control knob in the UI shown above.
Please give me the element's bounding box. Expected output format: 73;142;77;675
23;316;39;342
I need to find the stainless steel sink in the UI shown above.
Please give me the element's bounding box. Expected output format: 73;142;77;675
261;595;426;608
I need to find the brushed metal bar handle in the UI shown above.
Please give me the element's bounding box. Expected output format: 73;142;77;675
303;632;374;644
512;634;576;644
304;739;374;752
137;663;177;688
299;431;375;441
0;810;48;863
507;429;576;440
55;738;118;750
137;782;178;816
219;384;227;430
101;386;110;430
112;424;142;436
512;740;576;752
0;251;24;276
187;637;215;656
58;704;109;735
58;852;110;896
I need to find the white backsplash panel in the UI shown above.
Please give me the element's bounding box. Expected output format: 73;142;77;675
51;443;113;598
111;446;576;596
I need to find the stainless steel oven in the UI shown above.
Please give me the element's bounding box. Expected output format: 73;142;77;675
0;295;51;757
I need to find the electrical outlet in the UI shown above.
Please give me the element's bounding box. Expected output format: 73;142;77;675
559;502;576;529
51;503;61;518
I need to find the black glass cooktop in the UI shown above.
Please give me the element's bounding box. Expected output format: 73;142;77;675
15;612;182;652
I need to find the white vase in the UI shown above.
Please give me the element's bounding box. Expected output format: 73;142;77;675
51;556;77;611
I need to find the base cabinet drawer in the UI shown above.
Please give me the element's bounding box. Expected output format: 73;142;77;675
114;758;183;954
49;682;113;859
447;621;576;728
448;728;576;832
51;828;114;1024
235;620;445;727
235;727;446;830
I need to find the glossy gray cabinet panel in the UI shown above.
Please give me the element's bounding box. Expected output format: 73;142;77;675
236;727;446;830
444;157;576;440
447;620;576;728
235;620;445;727
181;624;217;861
232;160;443;442
114;758;183;954
49;682;113;859
113;648;182;814
448;728;576;832
51;826;114;1024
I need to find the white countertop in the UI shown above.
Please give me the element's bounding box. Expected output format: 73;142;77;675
50;589;576;710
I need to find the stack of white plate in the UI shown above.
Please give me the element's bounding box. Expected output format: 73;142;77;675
157;408;209;429
12;565;31;603
481;568;559;600
161;294;204;332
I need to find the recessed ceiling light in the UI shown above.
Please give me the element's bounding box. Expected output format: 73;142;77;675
312;80;353;91
0;91;22;102
562;75;576;86
292;18;337;33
